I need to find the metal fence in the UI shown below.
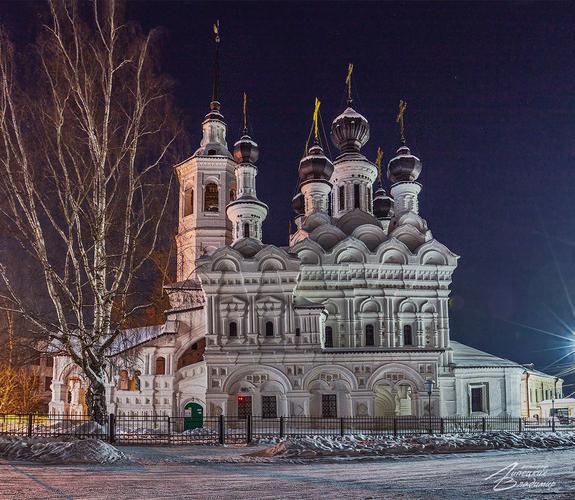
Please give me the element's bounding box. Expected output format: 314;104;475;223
0;414;573;445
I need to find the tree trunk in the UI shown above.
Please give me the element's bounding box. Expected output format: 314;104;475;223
85;366;107;425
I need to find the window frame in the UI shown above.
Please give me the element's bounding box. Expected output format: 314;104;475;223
204;183;219;213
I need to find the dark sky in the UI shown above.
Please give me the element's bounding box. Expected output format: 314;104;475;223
4;1;575;384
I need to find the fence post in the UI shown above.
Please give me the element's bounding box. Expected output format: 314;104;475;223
518;418;522;433
482;417;486;433
393;417;397;437
440;418;444;435
552;416;556;433
340;417;345;437
108;413;116;444
246;415;252;444
279;416;284;439
167;416;171;444
218;415;225;445
27;414;33;438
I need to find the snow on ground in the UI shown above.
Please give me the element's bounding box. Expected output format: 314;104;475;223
250;431;575;459
0;436;125;464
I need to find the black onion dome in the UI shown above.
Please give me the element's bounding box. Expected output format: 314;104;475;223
292;192;304;215
298;144;334;184
387;145;422;184
330;106;370;153
204;100;225;121
373;186;394;219
233;134;259;164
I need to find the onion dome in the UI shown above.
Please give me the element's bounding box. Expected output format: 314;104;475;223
387;145;422;184
205;100;224;121
292;192;304;215
330;106;370;153
373;186;394;219
233;134;259;164
298;143;334;184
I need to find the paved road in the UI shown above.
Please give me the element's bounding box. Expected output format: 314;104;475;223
1;447;575;499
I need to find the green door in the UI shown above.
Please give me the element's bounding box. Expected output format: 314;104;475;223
184;402;204;430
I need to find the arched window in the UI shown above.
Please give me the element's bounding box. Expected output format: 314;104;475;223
176;338;206;370
184;187;193;216
204;183;219;212
244;223;250;238
229;188;236;201
403;325;413;346
265;321;274;337
325;326;333;348
354;184;360;209
229;321;238;337
155;356;166;375
365;324;375;346
129;371;141;391
118;370;129;390
339;185;345;211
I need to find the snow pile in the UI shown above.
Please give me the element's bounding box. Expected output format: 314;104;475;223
250;432;575;459
0;436;126;464
117;426;163;435
180;427;217;436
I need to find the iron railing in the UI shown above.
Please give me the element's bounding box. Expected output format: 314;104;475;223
0;414;572;445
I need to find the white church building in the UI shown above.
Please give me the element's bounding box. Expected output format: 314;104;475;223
49;90;561;424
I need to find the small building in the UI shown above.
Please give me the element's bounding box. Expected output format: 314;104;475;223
537;398;575;419
521;366;563;419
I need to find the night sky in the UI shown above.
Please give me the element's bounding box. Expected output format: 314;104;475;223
3;1;575;384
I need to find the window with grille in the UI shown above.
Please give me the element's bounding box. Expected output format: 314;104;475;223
366;324;375;346
403;325;413;346
237;395;252;419
339;185;345;211
265;321;274;337
184;188;193;216
204;183;219;212
262;395;277;418
322;394;337;418
244;223;250;238
325;326;333;348
229;321;238;337
354;184;360;209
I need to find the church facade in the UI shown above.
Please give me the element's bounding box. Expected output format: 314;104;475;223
49;93;561;422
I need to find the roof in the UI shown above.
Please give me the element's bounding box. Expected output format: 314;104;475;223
450;341;523;369
109;324;171;355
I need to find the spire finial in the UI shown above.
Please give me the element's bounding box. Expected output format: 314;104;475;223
312;97;321;143
396;99;407;145
211;20;221;104
376;146;384;185
242;92;248;134
345;63;354;105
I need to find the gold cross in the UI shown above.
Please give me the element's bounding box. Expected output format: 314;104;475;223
396;99;407;144
346;63;354;103
376;147;384;182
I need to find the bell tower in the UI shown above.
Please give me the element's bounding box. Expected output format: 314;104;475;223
174;22;236;281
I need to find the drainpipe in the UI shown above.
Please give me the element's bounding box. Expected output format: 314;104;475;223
525;371;530;418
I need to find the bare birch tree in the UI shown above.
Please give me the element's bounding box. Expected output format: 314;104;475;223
0;0;179;423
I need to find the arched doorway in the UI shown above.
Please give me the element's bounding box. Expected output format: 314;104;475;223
184;402;204;430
